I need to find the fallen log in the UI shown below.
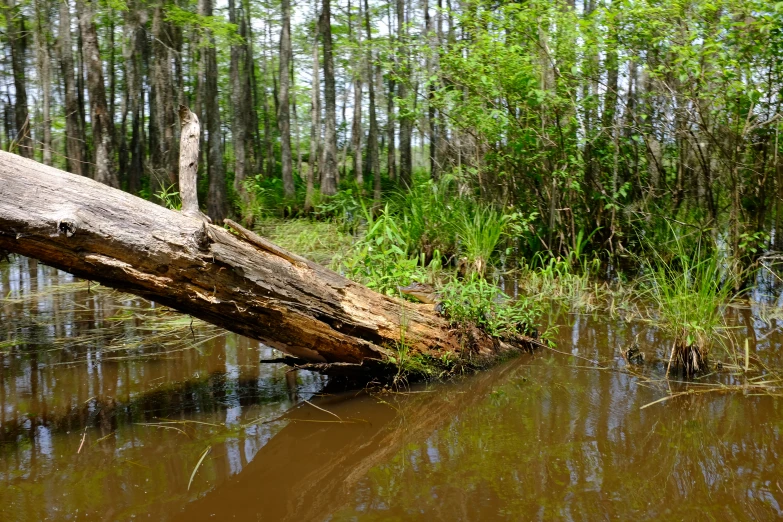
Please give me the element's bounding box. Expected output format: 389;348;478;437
0;150;527;375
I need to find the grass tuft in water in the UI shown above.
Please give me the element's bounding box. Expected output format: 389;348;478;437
636;231;738;376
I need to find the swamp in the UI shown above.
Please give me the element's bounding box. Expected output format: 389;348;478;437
1;0;783;519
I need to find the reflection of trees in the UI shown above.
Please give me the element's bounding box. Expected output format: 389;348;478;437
326;318;783;521
175;361;524;522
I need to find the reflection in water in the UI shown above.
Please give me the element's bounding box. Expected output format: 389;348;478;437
1;256;783;521
0;256;327;519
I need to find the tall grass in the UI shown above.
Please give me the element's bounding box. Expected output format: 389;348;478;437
637;231;738;376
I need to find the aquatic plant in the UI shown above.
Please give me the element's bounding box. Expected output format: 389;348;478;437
636;231;738;376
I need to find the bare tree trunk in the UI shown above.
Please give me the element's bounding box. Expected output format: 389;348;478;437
58;1;85;176
350;1;363;186
229;0;248;202
199;0;228;223
77;0;119;188
178;105;203;219
151;3;177;198
305;9;321;212
119;3;144;194
386;4;397;180
279;0;295;199
4;0;33;159
363;0;380;204
397;0;413;187
34;0;52;165
320;0;338;195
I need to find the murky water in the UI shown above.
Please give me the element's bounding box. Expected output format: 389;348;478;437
1;256;782;520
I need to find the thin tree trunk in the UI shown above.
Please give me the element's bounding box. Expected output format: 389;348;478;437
34;0;52;165
363;0;379;203
119;3;143;194
229;0;249;202
305;8;321;212
4;0;33;159
77;0;119;188
320;0;338;195
151;3;177;198
199;0;228;223
351;24;364;185
386;4;396;180
279;0;295;199
397;0;412;187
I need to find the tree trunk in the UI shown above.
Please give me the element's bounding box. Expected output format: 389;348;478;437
58;0;85;176
151;3;177;198
363;0;380;204
0;151;527;373
34;0;52;166
305;9;321;212
4;0;33;159
199;0;228;223
229;0;249;202
397;0;412;188
77;0;119;188
279;0;295;199
320;0;338;195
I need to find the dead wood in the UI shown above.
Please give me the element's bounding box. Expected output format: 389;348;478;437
0;151;527;373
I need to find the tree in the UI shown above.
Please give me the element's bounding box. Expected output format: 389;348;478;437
77;0;119;187
4;0;33;159
320;0;338;195
278;0;295;199
199;0;228;223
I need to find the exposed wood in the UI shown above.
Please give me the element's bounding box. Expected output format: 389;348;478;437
0;152;526;373
178;105;205;221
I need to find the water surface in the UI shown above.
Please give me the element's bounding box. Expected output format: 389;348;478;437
1;256;781;520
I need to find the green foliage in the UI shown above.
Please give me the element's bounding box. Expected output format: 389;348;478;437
155;184;182;211
636;228;738;358
438;275;543;339
453;205;509;276
165;5;243;46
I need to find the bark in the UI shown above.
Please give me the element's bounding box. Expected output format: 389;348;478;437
151;3;177;198
58;1;85;176
351;43;363;184
279;0;295;199
119;3;144;194
199;0;228;223
397;0;413;188
320;0;338;195
78;0;119;188
229;0;249;202
363;0;380;203
386;3;397;181
305;10;321;212
34;0;52;165
0;151;527;371
4;0;33;159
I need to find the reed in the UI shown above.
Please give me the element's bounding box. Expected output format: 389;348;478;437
636;231;737;376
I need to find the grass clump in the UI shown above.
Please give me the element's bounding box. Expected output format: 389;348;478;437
636;230;737;376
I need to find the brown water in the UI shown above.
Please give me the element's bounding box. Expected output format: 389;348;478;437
1;256;782;521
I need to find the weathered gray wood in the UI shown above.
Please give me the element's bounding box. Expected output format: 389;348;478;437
178;105;202;219
0;151;523;371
